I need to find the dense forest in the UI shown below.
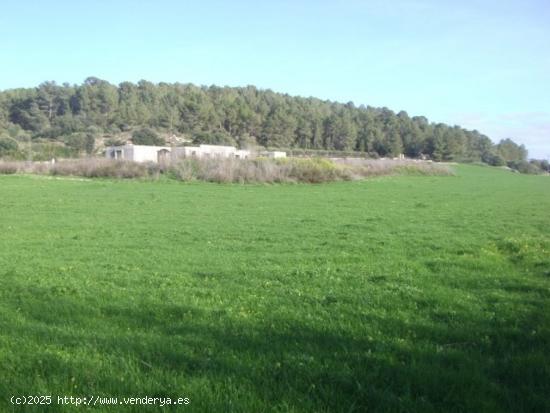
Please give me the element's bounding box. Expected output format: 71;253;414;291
0;77;546;172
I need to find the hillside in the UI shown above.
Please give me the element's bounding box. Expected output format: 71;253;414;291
0;78;535;169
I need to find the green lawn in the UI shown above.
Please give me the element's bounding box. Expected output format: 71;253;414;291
1;165;549;412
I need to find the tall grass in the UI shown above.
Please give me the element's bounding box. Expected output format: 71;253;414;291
0;161;19;174
0;157;453;182
167;157;353;183
333;158;454;177
50;159;157;178
168;157;453;183
0;159;156;179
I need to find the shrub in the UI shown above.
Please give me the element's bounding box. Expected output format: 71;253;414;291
104;137;127;147
0;162;19;174
0;157;454;182
64;132;87;152
132;128;165;145
193;131;236;146
334;158;454;177
50;159;151;178
0;137;18;155
507;160;542;175
483;152;506;166
168;157;452;183
285;158;353;183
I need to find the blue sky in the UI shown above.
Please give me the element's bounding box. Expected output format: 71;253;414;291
1;0;549;157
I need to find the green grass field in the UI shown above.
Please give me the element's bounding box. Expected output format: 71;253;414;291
1;165;549;412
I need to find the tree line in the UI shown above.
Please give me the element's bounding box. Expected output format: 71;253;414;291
0;77;546;172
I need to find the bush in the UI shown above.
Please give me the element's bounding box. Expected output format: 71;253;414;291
168;157;349;183
507;160;542;175
104;137;127;147
0;159;156;179
168;157;452;183
31;141;73;161
0;162;18;174
0;137;19;155
483;152;506;166
528;159;550;174
193;131;236;146
285;158;352;183
0;157;454;183
335;158;454;177
132;128;165;145
50;159;152;178
64;132;86;152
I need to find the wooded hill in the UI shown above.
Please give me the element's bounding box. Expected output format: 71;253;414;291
0;77;537;169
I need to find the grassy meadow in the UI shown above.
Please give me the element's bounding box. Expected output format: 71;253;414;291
0;165;549;412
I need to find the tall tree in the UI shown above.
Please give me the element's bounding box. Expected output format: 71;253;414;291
0;77;531;165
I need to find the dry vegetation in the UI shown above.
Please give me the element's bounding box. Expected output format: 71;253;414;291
0;159;154;179
0;157;453;183
335;158;455;177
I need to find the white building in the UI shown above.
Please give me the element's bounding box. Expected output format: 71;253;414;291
105;144;251;163
105;144;173;163
181;144;250;159
262;151;287;158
